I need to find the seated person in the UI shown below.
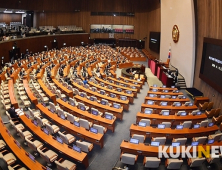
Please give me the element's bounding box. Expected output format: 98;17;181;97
83;78;88;85
8;104;19;120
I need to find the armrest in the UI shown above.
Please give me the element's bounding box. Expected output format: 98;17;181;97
135;155;138;162
62;131;66;134
187;158;192;165
57;158;64;163
165;159;169;166
1;150;8;154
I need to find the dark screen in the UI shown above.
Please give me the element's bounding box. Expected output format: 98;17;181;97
149;32;161;53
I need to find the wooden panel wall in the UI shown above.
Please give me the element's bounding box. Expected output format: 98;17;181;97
194;0;222;109
0;14;22;25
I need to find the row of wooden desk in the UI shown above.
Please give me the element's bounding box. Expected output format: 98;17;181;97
144;96;190;105
136;112;207;125
8;79;19;109
72;82;129;111
130;124;218;139
141;103;198;114
120;140;222;157
23;79;38;105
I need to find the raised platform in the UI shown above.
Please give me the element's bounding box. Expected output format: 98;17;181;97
185;87;203;99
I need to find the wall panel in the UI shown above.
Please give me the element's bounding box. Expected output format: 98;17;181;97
194;0;222;109
0;14;22;25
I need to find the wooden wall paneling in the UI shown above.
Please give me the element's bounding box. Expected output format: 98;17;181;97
194;0;222;110
0;14;22;25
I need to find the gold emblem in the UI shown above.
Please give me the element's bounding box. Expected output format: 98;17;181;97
172;25;179;43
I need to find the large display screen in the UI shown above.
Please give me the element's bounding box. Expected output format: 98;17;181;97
90;24;134;34
149;32;160;53
199;37;222;94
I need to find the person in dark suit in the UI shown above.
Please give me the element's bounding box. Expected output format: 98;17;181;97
8;105;19;120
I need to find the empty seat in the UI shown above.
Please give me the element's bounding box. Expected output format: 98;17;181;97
66;112;79;123
28;108;41;118
199;120;208;127
25;137;44;156
199;102;208;111
166;159;183;169
45;122;60;134
205;109;216;118
188;158;205;167
120;153;138;165
172;138;187;145
207;102;214;111
192;136;207;144
35;116;49;127
55;158;76;170
58;131;75;144
151;137;166;145
0;140;6;150
181;121;192;128
0;150;17;166
140;119;151;126
208;133;222;142
76;140;93;153
92;124;107;134
143;157;160;168
79;118;92;130
161;122;171;128
132;134;145;143
144;108;153;114
37;147;58;167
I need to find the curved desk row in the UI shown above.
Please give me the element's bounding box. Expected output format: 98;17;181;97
57;99;116;132
23;79;38;105
36;103;104;148
130;124;218;139
147;91;184;96
72;82;129;111
88;81;134;104
144;96;190;105
0;118;45;169
20;115;89;168
119;76;144;85
8;79;19;109
136;112;207;125
141;104;198;114
52;79;73;98
120;140;222;157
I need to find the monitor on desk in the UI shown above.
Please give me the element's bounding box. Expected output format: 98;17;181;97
138;122;147;127
91;109;98;116
173;90;179;93
162;111;169;116
149;94;155;97
151;141;160;147
153;84;157;87
28;153;35;162
131;86;136;89
176;125;184;130
33;120;38;126
152;89;158;92
105;114;112;120
101;100;106;105
63;98;68;102
60;114;66;120
126;90;132;94
173;102;181;107
134;82;138;85
80;93;85;97
145;109;152;114
113;103;120;109
171;86;175;88
56;136;63;144
191;141;199;146
42;102;46;107
43;128;49;135
160;95;166;98
172;142;180;147
208;122;214;127
196;111;202;115
73;145;81;153
162;85;166;88
120;96;127;101
90;127;98;134
171;96;177;99
208;139;214;144
49;108;55;113
80;106;86;111
130;138;139;144
161;102;168;106
180;112;187;116
147;100;154;105
90;96;94;101
14;140;21;148
164;90;169;93
157;124;166;129
193;124;200;129
46;167;52;170
74;121;80;127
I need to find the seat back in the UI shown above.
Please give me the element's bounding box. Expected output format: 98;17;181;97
76;141;89;152
66;112;75;123
144;108;153;114
58;131;69;144
121;153;136;165
177;111;186;116
173;138;187;145
45;123;53;134
190;158;205;167
161;122;171;128
212;133;222;141
167;159;183;169
92;124;104;134
207;102;214;110
140;119;151;126
194;136;207;144
152;137;166;145
49;102;56;113
200;102;208;110
132;134;145;143
57;108;64;117
182;121;192;128
79;118;90;129
214;108;221;117
160;110;170;115
200;120;208;127
69;98;76;106
35;116;44;127
144;157;160;168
